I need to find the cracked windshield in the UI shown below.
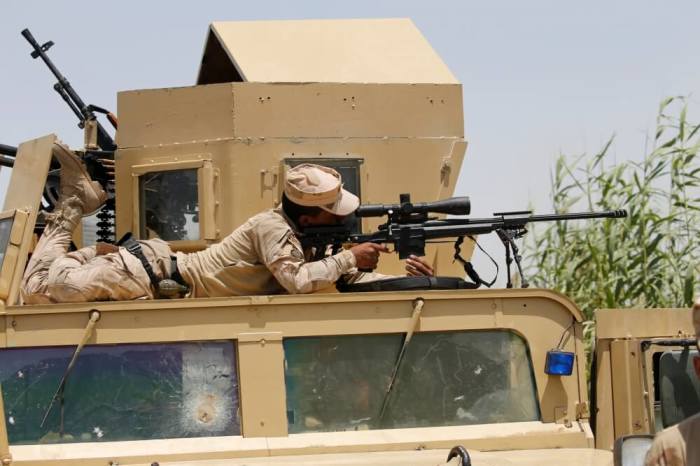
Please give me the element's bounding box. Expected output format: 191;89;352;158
0;341;239;444
284;330;540;433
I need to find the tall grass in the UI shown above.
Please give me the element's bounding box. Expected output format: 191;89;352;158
525;97;700;323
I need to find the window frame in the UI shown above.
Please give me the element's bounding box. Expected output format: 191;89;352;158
282;329;542;434
280;157;365;233
0;339;242;444
130;159;219;249
0;208;30;302
643;345;700;431
282;157;364;202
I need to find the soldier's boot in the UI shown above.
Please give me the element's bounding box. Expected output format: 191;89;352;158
21;143;108;303
51;141;107;221
22;193;90;303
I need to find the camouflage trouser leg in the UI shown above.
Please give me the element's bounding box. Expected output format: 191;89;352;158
41;237;173;302
45;247;154;302
24;240;166;303
21;197;169;303
20;213;74;304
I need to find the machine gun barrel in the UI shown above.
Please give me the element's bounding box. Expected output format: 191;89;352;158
0;144;17;168
21;28;116;151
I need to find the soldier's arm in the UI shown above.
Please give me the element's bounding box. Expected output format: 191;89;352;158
644;429;685;466
268;239;357;294
342;253;434;285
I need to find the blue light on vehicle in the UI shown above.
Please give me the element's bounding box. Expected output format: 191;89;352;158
545;350;575;376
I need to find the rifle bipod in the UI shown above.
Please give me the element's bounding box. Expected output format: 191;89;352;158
496;228;529;288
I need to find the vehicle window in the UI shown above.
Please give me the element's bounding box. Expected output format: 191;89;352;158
285;158;363;233
139;169;199;241
0;341;240;444
659;349;700;428
0;217;13;271
284;330;540;433
285;158;362;199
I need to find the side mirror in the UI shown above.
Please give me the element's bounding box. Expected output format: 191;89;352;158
613;435;654;466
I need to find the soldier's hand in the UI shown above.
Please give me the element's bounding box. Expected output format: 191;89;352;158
406;255;434;277
350;243;388;270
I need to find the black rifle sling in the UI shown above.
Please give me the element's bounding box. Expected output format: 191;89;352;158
117;233;160;292
453;236;496;288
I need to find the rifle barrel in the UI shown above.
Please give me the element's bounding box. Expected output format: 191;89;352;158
525;209;627;223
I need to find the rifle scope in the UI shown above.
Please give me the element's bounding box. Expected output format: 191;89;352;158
356;195;471;218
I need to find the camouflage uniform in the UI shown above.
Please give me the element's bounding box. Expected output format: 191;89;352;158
176;208;382;297
19;142;141;304
644;301;700;466
21;194;171;304
183;162;391;294
22;156;385;302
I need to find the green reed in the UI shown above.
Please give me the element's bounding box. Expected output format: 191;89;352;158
525;97;700;323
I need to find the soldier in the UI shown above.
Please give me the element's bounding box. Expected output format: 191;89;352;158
644;299;700;466
21;142;432;303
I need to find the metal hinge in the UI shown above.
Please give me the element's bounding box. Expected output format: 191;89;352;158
555;406;572;427
576;401;590;419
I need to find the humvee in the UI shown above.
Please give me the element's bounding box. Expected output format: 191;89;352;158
0;18;694;466
593;307;698;451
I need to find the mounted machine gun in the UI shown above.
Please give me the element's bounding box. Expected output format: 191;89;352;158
17;29;117;241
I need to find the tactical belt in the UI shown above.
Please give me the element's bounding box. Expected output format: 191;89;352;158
117;233;189;298
169;256;189;289
117;233;160;290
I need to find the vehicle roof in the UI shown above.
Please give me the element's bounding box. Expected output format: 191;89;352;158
196;18;459;85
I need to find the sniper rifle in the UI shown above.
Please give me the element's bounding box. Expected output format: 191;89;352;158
300;194;627;288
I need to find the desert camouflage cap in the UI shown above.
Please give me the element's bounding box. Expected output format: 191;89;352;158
285;163;359;216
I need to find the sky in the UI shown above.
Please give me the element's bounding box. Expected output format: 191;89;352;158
1;0;699;283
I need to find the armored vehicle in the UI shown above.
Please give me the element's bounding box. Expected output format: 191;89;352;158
0;18;692;466
593;307;698;451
